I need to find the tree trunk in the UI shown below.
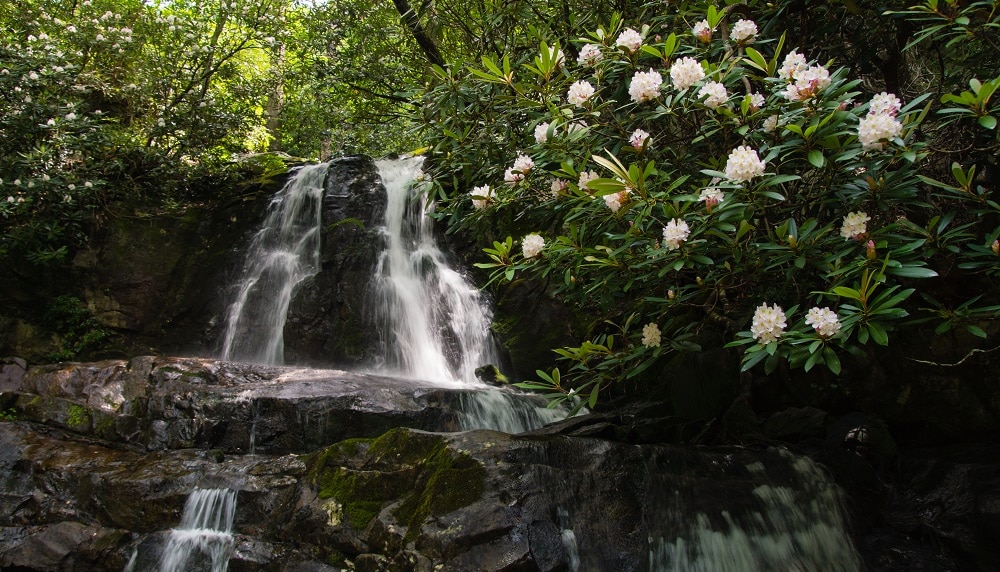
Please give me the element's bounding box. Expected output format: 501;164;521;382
392;0;446;67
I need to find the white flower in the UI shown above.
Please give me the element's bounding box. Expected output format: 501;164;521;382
698;81;728;109
762;115;779;133
550;179;568;196
604;189;630;212
868;92;902;117
578;170;599;191
6;197;13;203
641;323;662;348
577;44;603;67
749;92;766;110
699;187;724;208
47;118;55;126
567;80;595;106
67;183;76;190
858;113;903;150
504;168;523;184
616;28;643;53
64;112;76;120
42;174;50;181
512;154;534;174
805;307;842;338
730;19;758;43
157;118;165;127
534;122;550;144
629;69;663;103
724;146;766;182
781;65;831;101
522;233;545;258
840;211;870;239
629;128;650;149
84;181;93;188
470;184;492;209
662;218;691;250
751;303;787;344
670;57;705;90
28;71;39;80
778;51;809;81
693;20;713;43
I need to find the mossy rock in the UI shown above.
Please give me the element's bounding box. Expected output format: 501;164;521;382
306;429;487;537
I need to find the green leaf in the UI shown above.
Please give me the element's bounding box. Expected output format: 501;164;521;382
979;115;997;130
808;150;825;168
886;265;938;278
868;322;889;346
966;325;988;338
824;347;842;375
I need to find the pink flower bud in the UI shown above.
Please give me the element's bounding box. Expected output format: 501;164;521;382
993;239;999;256
866;240;876;260
667;289;675;300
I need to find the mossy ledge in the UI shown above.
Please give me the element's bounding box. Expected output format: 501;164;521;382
306;428;487;537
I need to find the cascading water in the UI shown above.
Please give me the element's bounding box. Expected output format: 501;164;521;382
370;157;565;431
219;163;327;365
157;488;237;572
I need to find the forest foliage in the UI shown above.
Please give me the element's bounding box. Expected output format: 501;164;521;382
1;0;998;408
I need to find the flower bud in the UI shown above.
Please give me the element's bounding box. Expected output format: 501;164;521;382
993;239;999;256
787;235;796;248
866;239;876;260
667;289;675;300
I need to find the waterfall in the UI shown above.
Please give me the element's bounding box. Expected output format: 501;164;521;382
646;452;862;572
158;488;238;572
371;157;566;432
219;163;327;365
371;156;499;385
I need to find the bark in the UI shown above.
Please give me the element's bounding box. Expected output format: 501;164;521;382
392;0;446;67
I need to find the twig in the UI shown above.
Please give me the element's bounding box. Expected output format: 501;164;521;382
906;343;1000;367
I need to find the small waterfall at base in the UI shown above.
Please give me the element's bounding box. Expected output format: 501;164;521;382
219;163;328;365
157;488;238;572
371;157;566;433
645;451;861;572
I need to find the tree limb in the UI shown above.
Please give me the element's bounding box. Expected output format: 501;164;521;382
392;0;445;67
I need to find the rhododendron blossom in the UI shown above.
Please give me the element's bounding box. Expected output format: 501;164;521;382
629;69;663;103
840;211;870;239
578;170;599;191
749;92;765;110
642;323;662;348
470;185;492;209
730;19;758;43
698;81;728;109
781;64;831;101
869;92;902;116
616;28;643;53
693;20;713;43
577;44;603;67
778;51;809;80
724;146;766;182
699;187;724;208
550;178;568;196
670;57;705;90
751;303;787;344
512;154;534;173
604;188;631;212
567;80;595;106
630;128;650;149
806;307;842;338
662;218;691;250
534;122;550;144
522;233;545;258
858;113;903;150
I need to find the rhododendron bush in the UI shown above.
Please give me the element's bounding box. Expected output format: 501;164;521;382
416;3;1000;410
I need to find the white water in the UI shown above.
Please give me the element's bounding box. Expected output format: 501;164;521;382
647;452;862;571
372;157;499;385
219;163;328;365
159;488;238;572
371;157;565;431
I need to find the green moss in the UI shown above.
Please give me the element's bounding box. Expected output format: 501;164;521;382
307;429;487;537
66;404;91;429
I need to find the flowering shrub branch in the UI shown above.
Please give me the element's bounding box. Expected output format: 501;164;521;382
416;2;1000;408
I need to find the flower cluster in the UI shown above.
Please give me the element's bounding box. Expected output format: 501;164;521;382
698;81;728;109
699;187;724;209
630;129;650;149
724;146;766;182
470;184;492;209
616;28;643;53
534;122;550;144
522;233;545;258
661;219;691;250
578;170;599;191
568;80;595;106
604;188;631;212
751;303;787;344
730;19;758;43
778;51;830;101
504;154;534;183
805;307;842;338
577;44;603;67
629;69;663;103
670;57;704;90
641;323;662;348
840;211;870;240
859;92;904;150
692;20;713;43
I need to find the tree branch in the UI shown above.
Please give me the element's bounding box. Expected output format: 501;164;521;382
392;0;445;68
